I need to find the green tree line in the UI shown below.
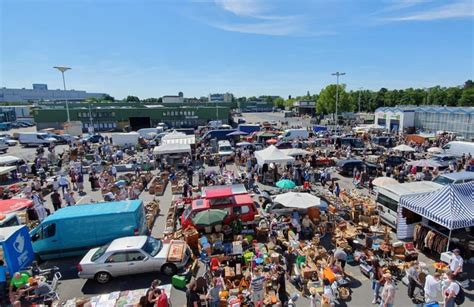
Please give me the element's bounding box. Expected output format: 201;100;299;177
271;80;474;114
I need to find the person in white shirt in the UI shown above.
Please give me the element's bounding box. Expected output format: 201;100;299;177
449;249;463;277
424;272;441;303
444;272;460;307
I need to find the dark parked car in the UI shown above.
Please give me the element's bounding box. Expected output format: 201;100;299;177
83;134;104;143
337;159;378;176
384;156;407;168
275;141;294;149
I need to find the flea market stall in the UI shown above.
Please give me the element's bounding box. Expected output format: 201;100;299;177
254;145;295;185
399;182;474;258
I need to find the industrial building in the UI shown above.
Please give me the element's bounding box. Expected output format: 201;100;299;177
208;93;233;103
375;106;474;140
33;103;230;131
0;84;108;102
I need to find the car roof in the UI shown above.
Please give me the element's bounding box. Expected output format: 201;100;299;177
436;171;474;181
107;236;148;252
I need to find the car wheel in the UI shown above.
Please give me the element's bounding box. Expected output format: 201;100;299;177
161;263;177;276
34;253;42;264
95;271;112;284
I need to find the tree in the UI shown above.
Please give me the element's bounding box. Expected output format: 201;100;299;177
316;84;351;114
126;95;140;102
464;80;474;89
102;94;114;101
274;97;285;108
458;87;474;106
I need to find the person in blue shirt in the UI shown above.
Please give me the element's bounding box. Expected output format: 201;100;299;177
0;260;7;305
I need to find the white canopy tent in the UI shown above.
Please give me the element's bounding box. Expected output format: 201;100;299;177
0;156;21;166
161;131;196;145
153;144;191;155
392;144;415;152
254;145;295;166
281;148;311;157
0;166;16;176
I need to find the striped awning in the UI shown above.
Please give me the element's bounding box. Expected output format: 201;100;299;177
399;182;474;230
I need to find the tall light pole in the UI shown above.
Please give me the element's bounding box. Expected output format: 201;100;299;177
358;87;363;113
53;66;71;122
331;72;345;126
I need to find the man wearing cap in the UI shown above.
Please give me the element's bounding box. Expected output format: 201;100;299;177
380;273;396;307
449;249;463;277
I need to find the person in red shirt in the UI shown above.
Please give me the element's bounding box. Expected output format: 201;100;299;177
155;288;168;307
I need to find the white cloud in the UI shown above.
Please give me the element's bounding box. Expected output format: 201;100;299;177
214;0;265;17
387;1;473;21
212;20;299;36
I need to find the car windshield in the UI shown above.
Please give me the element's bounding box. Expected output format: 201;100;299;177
91;242;111;262
142;237;163;257
432;176;454;185
219;146;232;152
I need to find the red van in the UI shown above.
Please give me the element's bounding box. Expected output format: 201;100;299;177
180;186;257;229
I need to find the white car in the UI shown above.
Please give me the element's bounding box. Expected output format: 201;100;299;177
0;137;18;146
77;236;191;284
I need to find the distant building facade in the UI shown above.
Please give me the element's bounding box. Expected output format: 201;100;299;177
375;106;474;140
33;102;230;131
208;93;233;103
293;100;316;116
162;92;184;103
0;84;108;102
0;107;16;122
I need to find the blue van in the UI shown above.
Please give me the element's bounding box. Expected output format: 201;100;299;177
30;200;148;260
202;129;236;141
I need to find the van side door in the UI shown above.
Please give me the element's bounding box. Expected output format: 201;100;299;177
31;223;59;259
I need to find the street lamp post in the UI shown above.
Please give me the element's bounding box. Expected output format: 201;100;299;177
358;87;363;113
53;66;71;122
331;72;346;126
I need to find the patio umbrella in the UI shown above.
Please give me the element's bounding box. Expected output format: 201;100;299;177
372;177;398;187
427;147;443;154
276;179;296;189
407;159;442;168
266;138;278;144
227;130;248;136
273;192;322;209
236;141;252;147
192;209;228;226
393;144;415;152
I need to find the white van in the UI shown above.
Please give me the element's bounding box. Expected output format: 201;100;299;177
432;171;474;185
375;181;442;232
218;140;234;158
112;132;139;148
0;139;8;153
279;129;309;141
18;132;57;147
442;141;474;157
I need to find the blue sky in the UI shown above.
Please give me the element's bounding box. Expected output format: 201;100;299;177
1;0;473;99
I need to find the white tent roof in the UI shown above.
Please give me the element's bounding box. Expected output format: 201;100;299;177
393;144;415;152
273;192;324;209
0;166;16;175
161;131;196;145
254;145;295;166
0;156;21;166
153;144;191;155
281;148;311;156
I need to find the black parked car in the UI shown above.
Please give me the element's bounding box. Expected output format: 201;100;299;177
384;156;407;168
337;159;378;176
